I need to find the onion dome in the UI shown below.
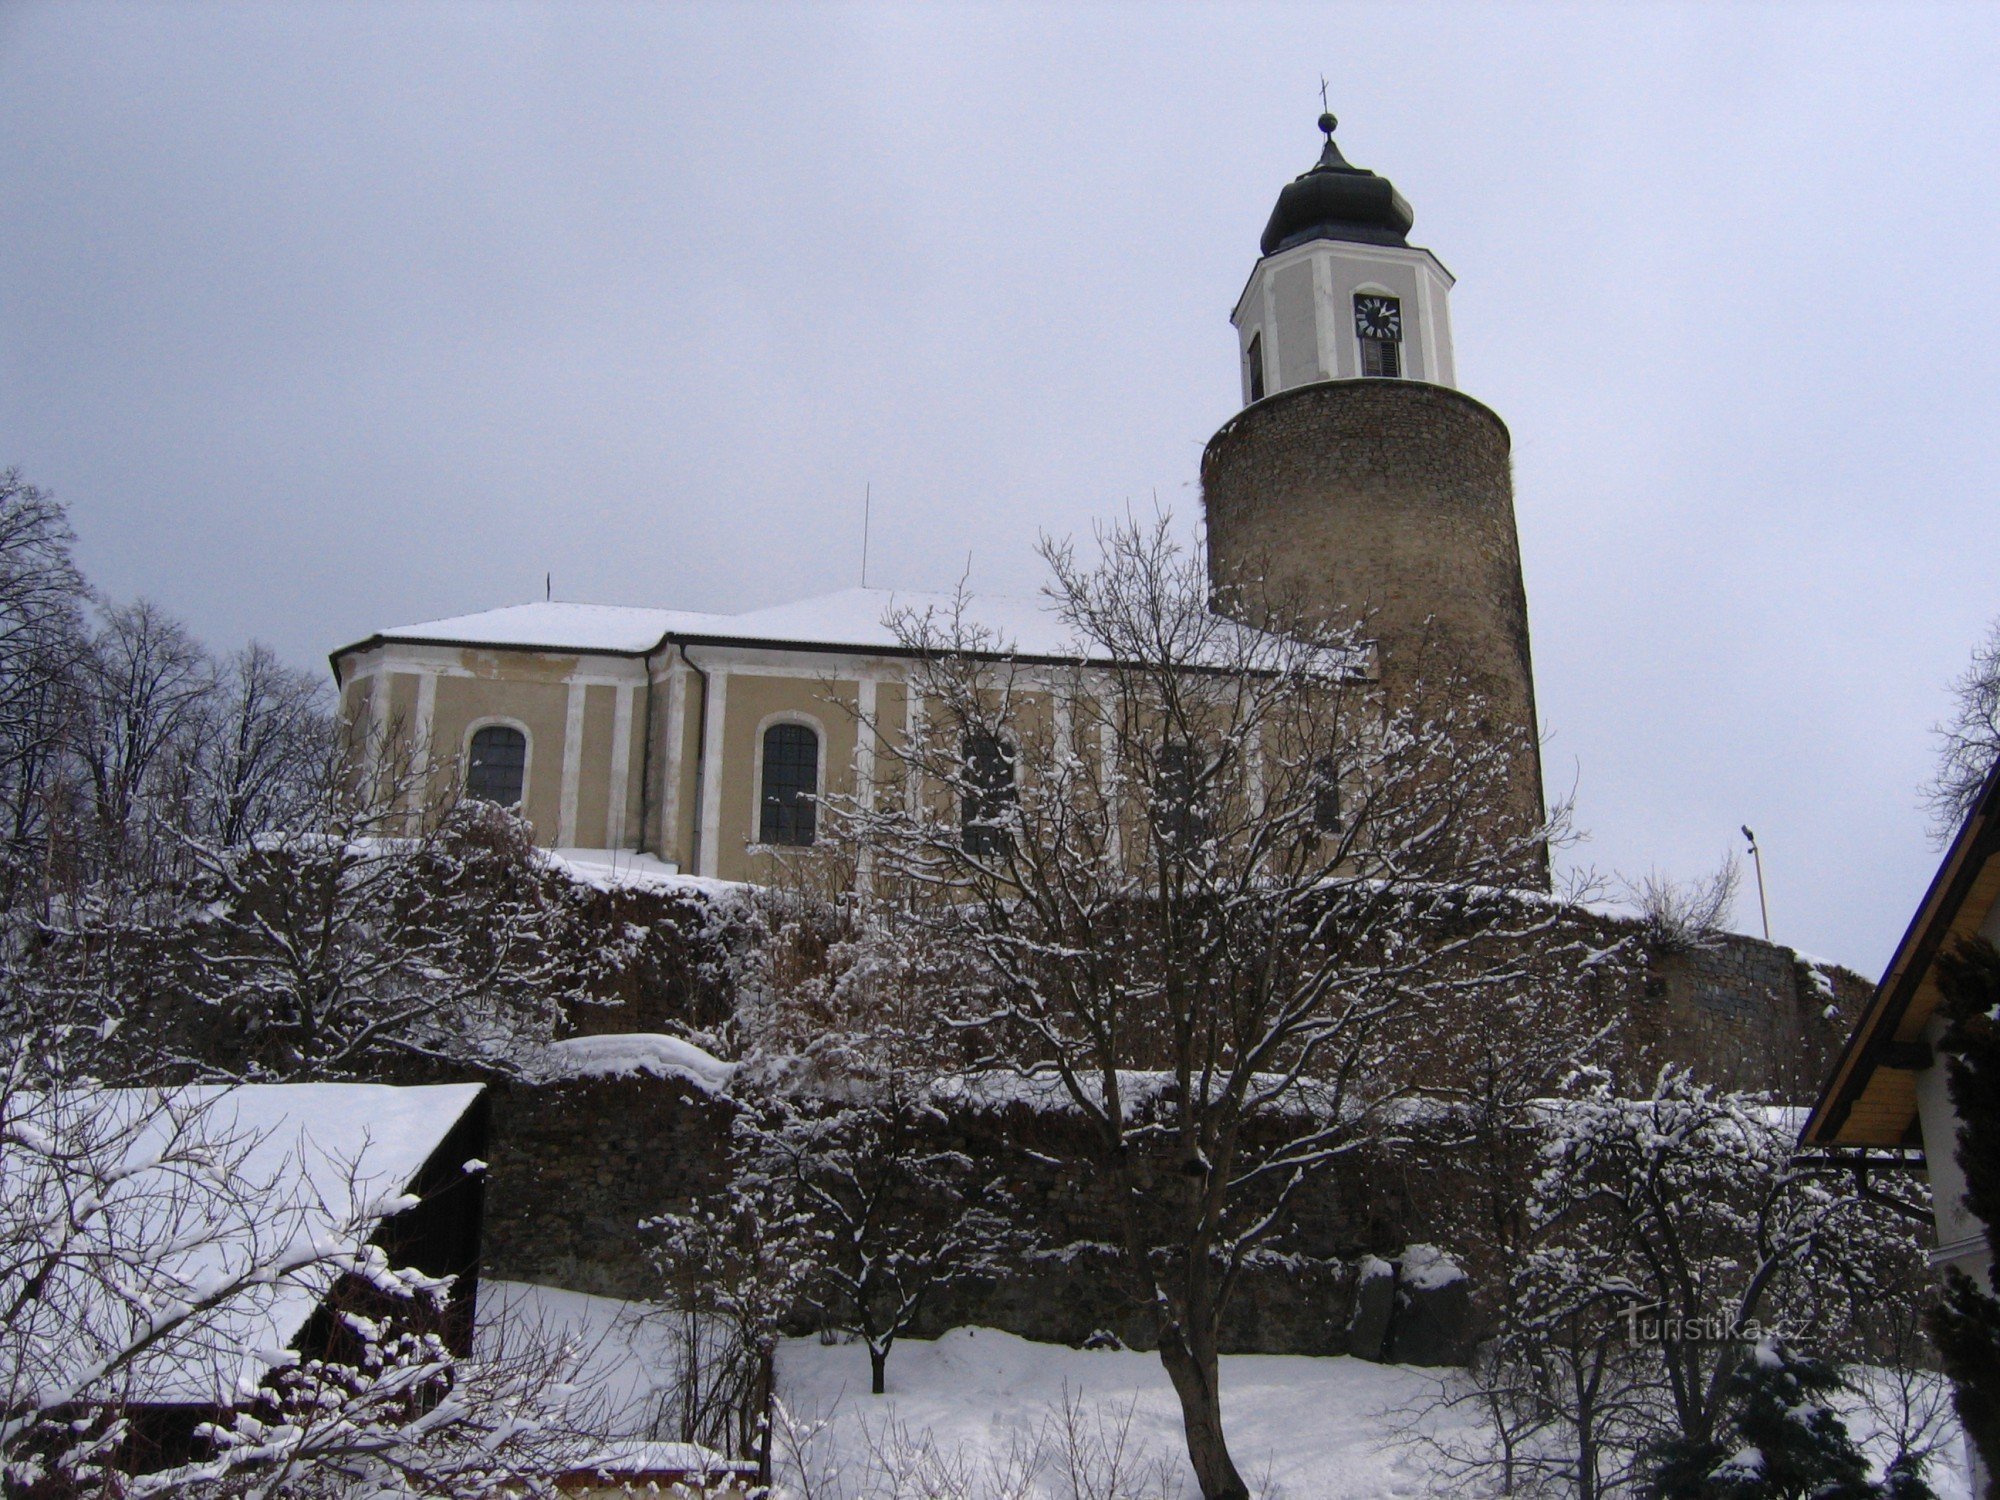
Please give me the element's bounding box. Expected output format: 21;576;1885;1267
1259;114;1415;255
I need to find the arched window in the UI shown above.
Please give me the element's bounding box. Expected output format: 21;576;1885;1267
1352;293;1402;379
961;732;1017;857
466;725;527;807
759;723;819;846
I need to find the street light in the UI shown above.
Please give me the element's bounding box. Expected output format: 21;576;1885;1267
1741;826;1771;942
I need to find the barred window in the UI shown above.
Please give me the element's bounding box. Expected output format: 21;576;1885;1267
759;723;819;846
961;733;1017;857
1157;741;1209;855
1311;756;1343;833
466;725;527;807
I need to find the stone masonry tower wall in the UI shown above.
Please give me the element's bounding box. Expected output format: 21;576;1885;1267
1201;378;1547;869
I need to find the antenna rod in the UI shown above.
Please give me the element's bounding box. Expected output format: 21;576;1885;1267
861;482;872;589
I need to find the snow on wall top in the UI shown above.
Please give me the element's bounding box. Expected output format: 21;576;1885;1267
13;1082;483;1407
535;1032;736;1093
361;587;1093;661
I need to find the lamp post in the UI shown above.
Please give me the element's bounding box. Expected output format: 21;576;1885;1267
1741;825;1771;942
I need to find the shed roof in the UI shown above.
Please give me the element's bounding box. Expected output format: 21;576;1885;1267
1802;763;2000;1150
13;1082;484;1406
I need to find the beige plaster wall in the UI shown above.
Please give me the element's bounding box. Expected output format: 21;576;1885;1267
430;672;571;839
714;672;860;884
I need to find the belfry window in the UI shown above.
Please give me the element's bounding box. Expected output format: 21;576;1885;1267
759;723;819;846
961;732;1017;857
1245;332;1266;403
466;725;527;807
1353;293;1403;379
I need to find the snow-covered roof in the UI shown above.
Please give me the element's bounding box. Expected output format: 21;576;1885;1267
348;587;1099;663
345;586;1357;678
13;1082;483;1406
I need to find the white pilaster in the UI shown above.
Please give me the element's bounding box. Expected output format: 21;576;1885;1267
364;667;392;804
558;679;586;847
904;681;923;818
606;683;635;849
855;677;877;888
659;663;686;863
410;671;438;797
1100;720;1121;867
698;667;728;878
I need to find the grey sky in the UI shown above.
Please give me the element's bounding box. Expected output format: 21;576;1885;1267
3;2;1996;975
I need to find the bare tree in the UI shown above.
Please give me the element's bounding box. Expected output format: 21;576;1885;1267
1454;1067;1932;1499
1622;855;1740;954
1925;615;2000;841
189;643;333;848
165;780;594;1082
0;470;87;903
726;881;1016;1396
67;598;216;880
825;515;1600;1500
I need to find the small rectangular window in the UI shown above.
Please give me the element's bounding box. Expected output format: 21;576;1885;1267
1246;333;1266;403
1360;338;1401;379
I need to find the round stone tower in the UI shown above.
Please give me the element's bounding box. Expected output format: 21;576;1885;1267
1202;115;1546;865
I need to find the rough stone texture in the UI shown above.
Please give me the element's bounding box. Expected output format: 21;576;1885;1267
476;902;1874;1359
481;1073;1395;1355
481;1074;732;1301
1202;380;1545;872
1636;935;1872;1099
1385;1248;1473;1368
1345;1256;1396;1362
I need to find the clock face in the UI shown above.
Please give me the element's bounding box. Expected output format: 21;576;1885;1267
1353;294;1402;342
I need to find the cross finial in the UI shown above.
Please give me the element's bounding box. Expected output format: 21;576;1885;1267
1317;77;1336;138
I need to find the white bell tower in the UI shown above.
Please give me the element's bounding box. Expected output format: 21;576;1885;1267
1233;114;1458;403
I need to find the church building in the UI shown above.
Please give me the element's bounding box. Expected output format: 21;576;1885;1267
332;115;1540;885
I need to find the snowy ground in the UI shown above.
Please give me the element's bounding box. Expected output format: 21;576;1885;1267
778;1328;1468;1499
478;1288;1971;1499
774;1327;1972;1500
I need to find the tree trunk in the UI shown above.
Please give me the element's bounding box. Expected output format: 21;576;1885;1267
870;1342;887;1396
1157;1330;1249;1500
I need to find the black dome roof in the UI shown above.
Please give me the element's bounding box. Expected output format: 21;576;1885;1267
1259;114;1414;255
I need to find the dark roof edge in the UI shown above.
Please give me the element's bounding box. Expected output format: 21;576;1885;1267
331;628;1108;678
1801;758;2000;1146
328;625;1346;685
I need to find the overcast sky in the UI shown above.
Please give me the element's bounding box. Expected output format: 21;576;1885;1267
3;2;1996;974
